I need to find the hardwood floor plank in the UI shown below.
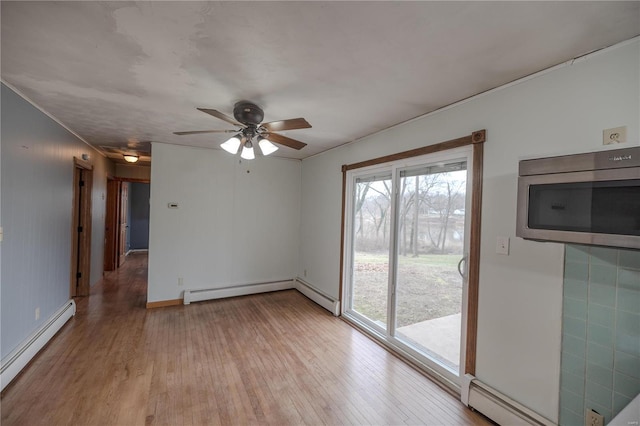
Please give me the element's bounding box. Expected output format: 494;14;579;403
1;253;491;425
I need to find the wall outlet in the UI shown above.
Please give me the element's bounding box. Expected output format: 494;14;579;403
304;269;307;277
35;307;40;320
586;409;604;426
603;126;627;145
178;277;184;286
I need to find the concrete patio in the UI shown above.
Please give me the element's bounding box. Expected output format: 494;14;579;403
396;313;461;369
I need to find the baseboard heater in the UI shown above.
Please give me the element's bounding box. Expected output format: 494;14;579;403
183;280;296;305
182;278;340;317
461;374;553;426
1;299;76;391
295;278;340;316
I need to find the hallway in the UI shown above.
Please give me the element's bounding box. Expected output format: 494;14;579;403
1;253;490;425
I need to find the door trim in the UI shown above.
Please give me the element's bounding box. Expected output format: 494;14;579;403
70;157;93;297
340;130;486;377
118;182;129;267
343;130;484;172
465;132;485;375
104;179;120;271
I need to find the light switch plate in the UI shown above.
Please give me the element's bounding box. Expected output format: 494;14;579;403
603;126;627;145
496;236;510;255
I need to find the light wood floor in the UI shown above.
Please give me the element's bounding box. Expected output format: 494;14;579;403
1;253;491;425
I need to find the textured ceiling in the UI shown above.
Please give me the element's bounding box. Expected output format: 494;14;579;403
2;1;639;163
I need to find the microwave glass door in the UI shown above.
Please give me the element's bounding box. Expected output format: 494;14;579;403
528;179;640;235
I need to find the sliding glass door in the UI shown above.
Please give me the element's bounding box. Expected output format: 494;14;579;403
343;147;472;384
351;173;392;331
394;162;468;373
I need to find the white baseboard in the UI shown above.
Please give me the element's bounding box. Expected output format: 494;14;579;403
295;278;340;316
1;300;76;391
183;280;295;305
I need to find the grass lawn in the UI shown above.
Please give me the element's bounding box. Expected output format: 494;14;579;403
352;252;462;327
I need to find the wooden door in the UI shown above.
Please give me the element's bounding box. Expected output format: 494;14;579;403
118;182;129;266
104;179;120;271
71;158;93;297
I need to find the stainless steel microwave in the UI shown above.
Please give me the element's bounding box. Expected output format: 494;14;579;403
516;146;640;249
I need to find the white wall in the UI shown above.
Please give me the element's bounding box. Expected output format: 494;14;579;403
147;143;301;303
1;83;114;359
297;39;640;421
115;164;151;180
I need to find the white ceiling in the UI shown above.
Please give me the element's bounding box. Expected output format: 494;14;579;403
2;2;639;164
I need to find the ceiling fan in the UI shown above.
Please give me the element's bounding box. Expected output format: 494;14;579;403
174;101;311;159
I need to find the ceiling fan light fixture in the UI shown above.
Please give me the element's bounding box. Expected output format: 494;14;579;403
177;102;310;159
123;154;139;163
258;137;278;156
221;135;242;154
240;141;255;160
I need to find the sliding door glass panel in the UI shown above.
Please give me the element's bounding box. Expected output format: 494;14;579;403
351;174;392;329
344;148;473;384
394;162;467;371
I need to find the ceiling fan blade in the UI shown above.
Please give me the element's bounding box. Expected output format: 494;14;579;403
261;118;311;132
174;130;237;136
197;108;243;126
266;132;307;150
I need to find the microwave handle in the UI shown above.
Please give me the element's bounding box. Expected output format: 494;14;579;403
457;255;468;279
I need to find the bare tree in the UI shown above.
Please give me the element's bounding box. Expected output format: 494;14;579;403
411;175;420;257
425;178;465;253
355;172;464;255
368;181;392;246
354;182;371;237
398;177;423;257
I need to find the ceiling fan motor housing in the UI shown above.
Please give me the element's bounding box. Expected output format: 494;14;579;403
233;101;264;126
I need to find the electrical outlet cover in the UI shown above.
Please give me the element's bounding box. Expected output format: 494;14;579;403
603;126;627;145
586;409;604;426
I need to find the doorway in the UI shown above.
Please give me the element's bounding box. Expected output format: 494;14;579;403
104;178;150;272
128;182;151;252
344;148;472;384
341;130;485;387
70;157;93;297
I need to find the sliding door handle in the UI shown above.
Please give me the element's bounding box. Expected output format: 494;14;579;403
457;256;467;278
